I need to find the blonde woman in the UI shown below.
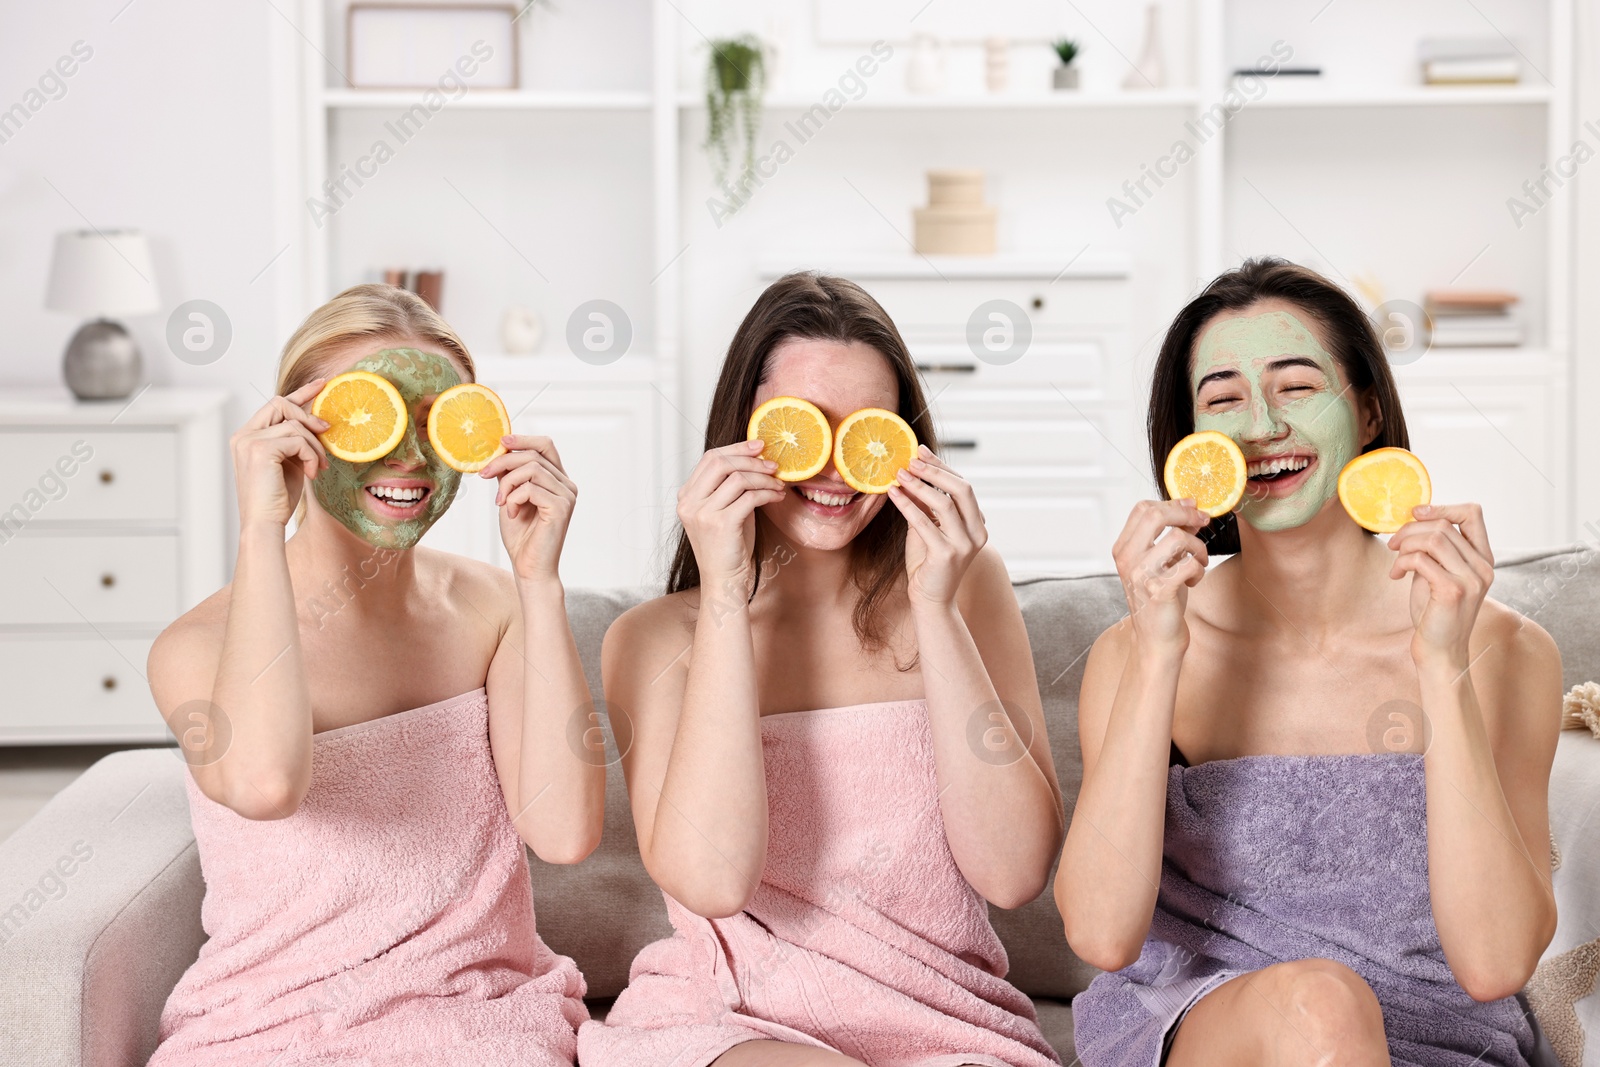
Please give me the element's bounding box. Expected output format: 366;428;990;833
145;284;597;1066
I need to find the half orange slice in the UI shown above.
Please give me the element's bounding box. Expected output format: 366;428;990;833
834;408;918;495
427;383;512;473
1337;447;1431;533
311;371;407;463
1163;430;1247;517
748;396;832;482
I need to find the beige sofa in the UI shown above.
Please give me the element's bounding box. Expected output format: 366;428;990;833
3;548;1598;1066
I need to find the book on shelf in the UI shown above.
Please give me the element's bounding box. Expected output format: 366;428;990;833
1424;289;1518;314
1417;38;1521;85
1424;58;1520;84
1423;289;1521;347
1427;321;1524;347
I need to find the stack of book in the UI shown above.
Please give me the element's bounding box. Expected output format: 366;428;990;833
1417;38;1521;85
1424;290;1521;347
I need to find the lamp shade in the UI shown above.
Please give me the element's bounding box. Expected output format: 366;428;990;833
45;230;160;317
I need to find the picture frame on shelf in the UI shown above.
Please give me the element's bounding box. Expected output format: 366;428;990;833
346;3;520;90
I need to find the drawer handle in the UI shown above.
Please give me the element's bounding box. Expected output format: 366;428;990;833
942;440;979;451
102;676;117;691
99;469;115;484
101;573;116;588
914;362;978;374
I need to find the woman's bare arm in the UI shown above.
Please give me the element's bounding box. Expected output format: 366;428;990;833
1421;605;1561;1000
919;545;1062;908
1390;503;1560;1000
148;384;330;820
610;441;785;918
1054;498;1210;970
480;435;605;864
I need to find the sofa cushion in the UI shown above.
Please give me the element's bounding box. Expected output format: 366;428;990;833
1484;545;1600;689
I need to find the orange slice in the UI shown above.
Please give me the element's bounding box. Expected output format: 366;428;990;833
427;383;512;473
311;371;407;463
748;396;832;482
1163;430;1247;517
1338;447;1431;533
833;408;918;495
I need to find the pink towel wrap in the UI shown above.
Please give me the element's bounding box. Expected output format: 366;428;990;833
579;699;1060;1067
149;688;587;1066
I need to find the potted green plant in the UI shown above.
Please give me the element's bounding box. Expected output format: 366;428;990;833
705;35;766;189
1052;38;1081;89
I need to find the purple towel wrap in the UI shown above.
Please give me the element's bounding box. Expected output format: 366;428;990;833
1071;753;1543;1067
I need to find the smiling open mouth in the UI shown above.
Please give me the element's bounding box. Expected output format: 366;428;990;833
1246;455;1313;484
365;484;432;515
794;485;860;512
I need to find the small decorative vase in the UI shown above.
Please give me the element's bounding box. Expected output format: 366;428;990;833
1123;4;1167;89
984;37;1009;93
63;319;141;400
906;33;947;94
501;308;544;355
1053;66;1080;90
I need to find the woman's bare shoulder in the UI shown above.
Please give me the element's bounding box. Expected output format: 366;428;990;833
607;589;699;651
956;542;1013;602
1473;595;1563;729
414;546;518;628
147;586;232;710
599;589;700;690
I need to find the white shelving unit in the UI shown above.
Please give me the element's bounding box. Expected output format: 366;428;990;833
290;0;1577;578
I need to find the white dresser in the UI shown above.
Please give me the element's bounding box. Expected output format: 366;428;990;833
0;388;227;743
763;256;1138;574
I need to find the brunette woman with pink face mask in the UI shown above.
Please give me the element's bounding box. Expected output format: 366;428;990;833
144;284;597;1066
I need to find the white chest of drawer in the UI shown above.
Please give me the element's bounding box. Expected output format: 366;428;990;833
0;388;227;742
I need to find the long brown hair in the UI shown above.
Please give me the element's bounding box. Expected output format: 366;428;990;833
667;272;938;652
1148;257;1409;554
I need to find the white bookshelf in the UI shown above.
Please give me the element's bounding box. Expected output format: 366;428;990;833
322;89;655;110
289;0;1577;577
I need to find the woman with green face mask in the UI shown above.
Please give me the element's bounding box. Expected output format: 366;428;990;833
1058;259;1561;1067
144;284;597;1066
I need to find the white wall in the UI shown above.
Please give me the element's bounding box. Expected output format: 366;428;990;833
1576;0;1600;541
0;0;301;557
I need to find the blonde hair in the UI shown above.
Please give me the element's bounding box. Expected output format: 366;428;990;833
277;283;475;525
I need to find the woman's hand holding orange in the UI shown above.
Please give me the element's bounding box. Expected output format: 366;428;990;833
887;445;987;608
677;440;787;593
478;435;578;584
1387;502;1495;672
1111;498;1211;658
230;379;330;530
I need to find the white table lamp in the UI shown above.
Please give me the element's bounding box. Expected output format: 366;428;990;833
45;230;160;400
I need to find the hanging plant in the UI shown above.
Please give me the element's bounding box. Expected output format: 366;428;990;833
705;35;766;189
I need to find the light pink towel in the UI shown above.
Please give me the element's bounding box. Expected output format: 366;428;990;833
579;699;1060;1067
149;689;587;1066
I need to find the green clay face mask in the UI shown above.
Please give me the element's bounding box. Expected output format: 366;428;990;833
311;348;463;549
1190;309;1362;533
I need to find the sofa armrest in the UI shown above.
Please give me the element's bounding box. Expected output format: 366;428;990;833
1528;730;1600;1065
0;749;204;1067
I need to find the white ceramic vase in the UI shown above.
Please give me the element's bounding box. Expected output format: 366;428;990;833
1124;4;1167;90
906;33;947;94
